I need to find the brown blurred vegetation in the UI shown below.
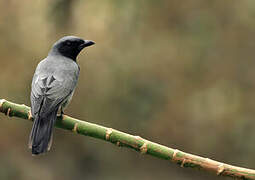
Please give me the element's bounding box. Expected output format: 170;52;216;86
1;0;255;179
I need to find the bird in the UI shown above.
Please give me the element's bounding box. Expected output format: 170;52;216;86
29;36;95;155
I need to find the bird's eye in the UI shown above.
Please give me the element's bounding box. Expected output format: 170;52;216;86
66;41;72;46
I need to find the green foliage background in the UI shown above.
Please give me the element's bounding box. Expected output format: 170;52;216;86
0;1;255;179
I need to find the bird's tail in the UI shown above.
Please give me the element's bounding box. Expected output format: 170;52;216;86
29;109;58;155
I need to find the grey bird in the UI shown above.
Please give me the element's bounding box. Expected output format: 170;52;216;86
29;36;95;155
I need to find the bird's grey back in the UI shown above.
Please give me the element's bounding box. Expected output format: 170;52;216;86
31;55;79;118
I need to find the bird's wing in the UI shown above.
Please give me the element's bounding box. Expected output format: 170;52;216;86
31;63;79;118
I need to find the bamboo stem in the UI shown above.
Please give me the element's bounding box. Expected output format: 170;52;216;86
0;99;255;179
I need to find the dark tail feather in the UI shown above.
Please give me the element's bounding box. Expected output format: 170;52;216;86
29;109;58;155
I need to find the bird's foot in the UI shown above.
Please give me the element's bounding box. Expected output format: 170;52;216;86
57;108;65;120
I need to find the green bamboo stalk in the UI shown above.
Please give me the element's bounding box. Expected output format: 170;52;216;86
0;99;255;179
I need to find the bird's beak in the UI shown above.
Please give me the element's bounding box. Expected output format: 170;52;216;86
79;40;95;50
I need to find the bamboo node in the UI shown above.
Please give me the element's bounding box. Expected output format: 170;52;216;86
6;108;11;116
173;149;180;159
0;99;6;110
181;159;186;168
217;164;225;175
105;128;113;140
72;123;79;133
140;143;148;154
28;110;33;121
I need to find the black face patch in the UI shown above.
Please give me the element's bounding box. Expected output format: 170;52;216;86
49;36;94;61
57;39;85;60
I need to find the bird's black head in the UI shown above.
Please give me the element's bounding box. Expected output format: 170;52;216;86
49;36;95;61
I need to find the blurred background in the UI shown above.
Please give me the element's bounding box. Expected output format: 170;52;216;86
0;0;255;179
